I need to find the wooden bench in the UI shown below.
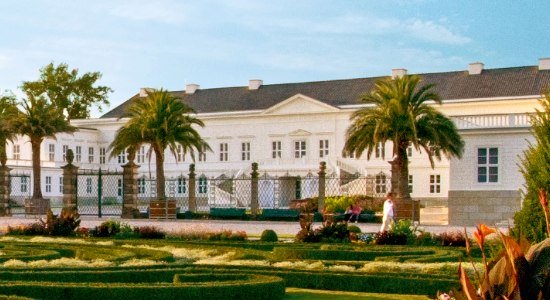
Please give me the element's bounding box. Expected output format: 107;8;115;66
209;207;247;219
260;208;300;220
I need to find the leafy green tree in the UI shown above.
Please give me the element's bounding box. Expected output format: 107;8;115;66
17;95;76;201
17;62;111;203
513;91;550;242
21;62;112;120
109;89;209;201
343;75;464;215
0;91;20;164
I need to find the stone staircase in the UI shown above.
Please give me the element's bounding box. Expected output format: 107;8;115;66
420;206;448;225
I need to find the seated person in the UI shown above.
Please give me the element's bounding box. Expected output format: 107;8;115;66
344;205;353;222
349;203;362;223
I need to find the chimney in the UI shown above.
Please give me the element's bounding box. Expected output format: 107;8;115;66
248;79;263;90
139;87;152;97
391;68;407;79
468;62;484;75
539;58;550;71
186;83;200;94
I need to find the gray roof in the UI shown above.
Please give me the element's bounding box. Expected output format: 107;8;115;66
101;66;550;118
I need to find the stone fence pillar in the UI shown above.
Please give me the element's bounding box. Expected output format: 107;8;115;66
61;150;79;214
122;160;140;218
0;154;11;216
188;164;196;212
250;162;259;218
317;161;326;213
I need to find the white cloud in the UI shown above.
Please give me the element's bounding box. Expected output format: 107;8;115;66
404;19;471;45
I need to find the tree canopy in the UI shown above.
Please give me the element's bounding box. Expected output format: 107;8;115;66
21;62;112;120
344;75;464;212
109;89;209;201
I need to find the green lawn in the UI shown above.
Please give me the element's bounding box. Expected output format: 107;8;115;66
285;288;430;300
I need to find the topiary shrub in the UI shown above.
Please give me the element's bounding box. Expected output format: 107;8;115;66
260;229;278;242
347;225;361;234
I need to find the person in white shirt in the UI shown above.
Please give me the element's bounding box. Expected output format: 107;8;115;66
380;192;394;232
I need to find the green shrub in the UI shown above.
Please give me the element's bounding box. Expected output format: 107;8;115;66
347;225;361;234
90;220;121;237
260;230;278;242
114;224;139;239
295;221;350;243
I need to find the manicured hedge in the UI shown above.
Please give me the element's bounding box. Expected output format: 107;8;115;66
271;246;461;262
0;242;174;263
0;272;285;300
0;265;457;296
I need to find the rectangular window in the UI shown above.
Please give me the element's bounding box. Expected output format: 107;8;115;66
138;178;146;194
478;147;498;183
375;142;384;158
272;141;281;159
117;179;123;197
86;177;92;194
294;140;306;158
408;175;413;194
99;147;106;164
176;145;185;162
375;173;387;194
241;142;250;161
219;143;228;161
13;144;20;160
75;146;82;162
198;177;207;193
88;147;94;163
177;177;187;194
59;176;64;193
430;174;441;193
45;176;51;193
63;145;69;162
118;151;126;164
319;139;329;158
407;143;413;157
48;144;55;162
198;145;207;162
137;146;146;164
21;176;28;193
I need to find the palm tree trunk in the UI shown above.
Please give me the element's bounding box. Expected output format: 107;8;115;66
31;137;43;200
154;146;165;202
390;142;411;200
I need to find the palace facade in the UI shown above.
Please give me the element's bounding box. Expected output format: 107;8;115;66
6;58;550;225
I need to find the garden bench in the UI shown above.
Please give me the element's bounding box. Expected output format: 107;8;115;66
209;207;247;219
260;208;300;220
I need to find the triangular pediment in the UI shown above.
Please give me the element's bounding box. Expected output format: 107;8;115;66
262;94;339;115
288;129;312;136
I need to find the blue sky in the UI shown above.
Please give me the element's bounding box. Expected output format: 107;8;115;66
0;0;548;117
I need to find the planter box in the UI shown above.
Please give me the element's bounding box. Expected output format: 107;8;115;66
149;200;177;219
24;198;50;215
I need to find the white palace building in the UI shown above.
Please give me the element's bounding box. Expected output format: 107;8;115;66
5;58;550;225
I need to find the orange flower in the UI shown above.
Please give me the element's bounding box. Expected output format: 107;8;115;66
473;224;495;250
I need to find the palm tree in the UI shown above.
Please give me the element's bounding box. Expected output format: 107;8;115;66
109;89;209;201
17;95;76;202
0;92;20;165
344;75;464;217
